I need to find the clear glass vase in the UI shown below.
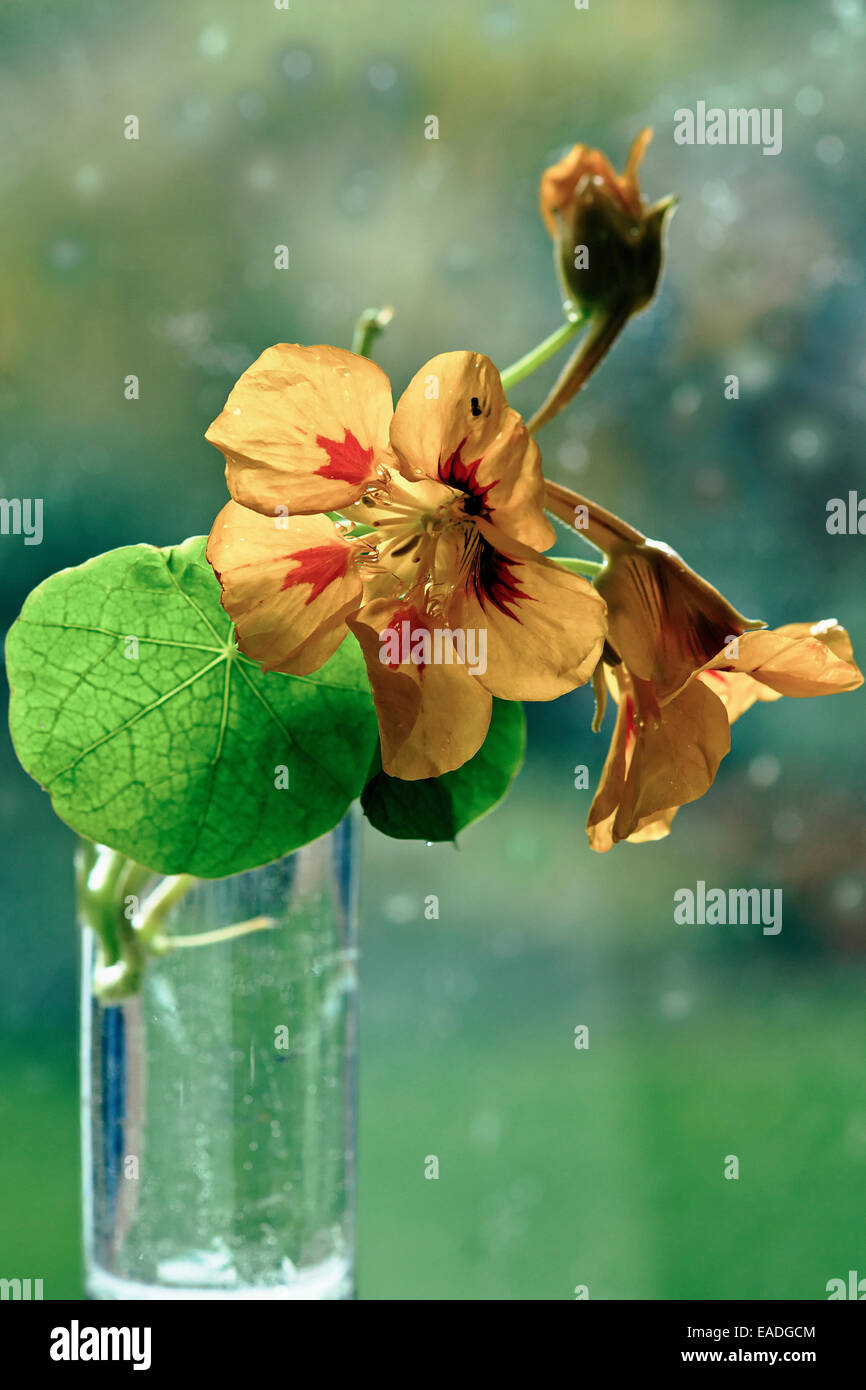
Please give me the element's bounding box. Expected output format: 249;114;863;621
79;818;358;1300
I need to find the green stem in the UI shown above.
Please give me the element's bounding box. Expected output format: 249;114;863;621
551;555;603;578
135;874;196;943
351;305;394;359
76;839;200;1000
166;915;278;950
499;314;587;393
527;309;627;434
77;843;150;1001
77;838;284;997
77;844;127;966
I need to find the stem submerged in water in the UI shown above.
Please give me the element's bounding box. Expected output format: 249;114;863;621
167;915;278;949
135;874;196;943
76;844;147;999
76;840;273;1000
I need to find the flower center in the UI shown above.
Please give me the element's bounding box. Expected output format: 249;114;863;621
361;473;481;605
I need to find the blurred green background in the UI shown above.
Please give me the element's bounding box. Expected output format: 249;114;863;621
1;0;865;1299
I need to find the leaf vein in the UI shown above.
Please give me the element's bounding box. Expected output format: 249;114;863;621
49;653;227;783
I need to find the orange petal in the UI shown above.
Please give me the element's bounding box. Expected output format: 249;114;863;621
780;619;856;664
207;501;363;675
595;538;763;698
586;670;678;849
539;146;620;238
588;671;730;850
698;620;864;699
622;128;653;197
389;351;554;552
626;806;679;844
205;344;394;516
614;678;730;841
698;668;781;723
538;129;651;238
347;599;492;780
586;680;630;852
445;521;607;701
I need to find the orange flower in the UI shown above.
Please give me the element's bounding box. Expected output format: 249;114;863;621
531;130;676;432
545;480;863;849
206;346;607;779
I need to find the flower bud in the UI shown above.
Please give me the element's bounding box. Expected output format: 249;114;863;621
540;128;676;319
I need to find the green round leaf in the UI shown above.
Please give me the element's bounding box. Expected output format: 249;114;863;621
6;537;378;877
360;697;526;842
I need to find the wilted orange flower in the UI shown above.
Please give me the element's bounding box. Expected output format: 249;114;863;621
206;346;607;780
531;130;675;432
545;480;863;849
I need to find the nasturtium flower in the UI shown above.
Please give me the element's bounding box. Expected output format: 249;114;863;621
206;346;607;780
545;480;863;850
530;130;676;432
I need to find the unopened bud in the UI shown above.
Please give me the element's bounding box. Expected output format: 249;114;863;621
540;129;676;320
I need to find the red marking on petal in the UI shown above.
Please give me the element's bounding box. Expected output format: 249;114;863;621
439;442;494;517
281;544;352;604
315;429;375;485
381;603;429;672
472;544;534;621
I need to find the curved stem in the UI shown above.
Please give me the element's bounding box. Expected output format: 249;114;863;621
528;310;628;433
78;845;128;967
166;916;279;950
80;844;150;1002
550;555;603;578
78;840;282;997
135;873;196;943
545;478;645;554
499;314;587;393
